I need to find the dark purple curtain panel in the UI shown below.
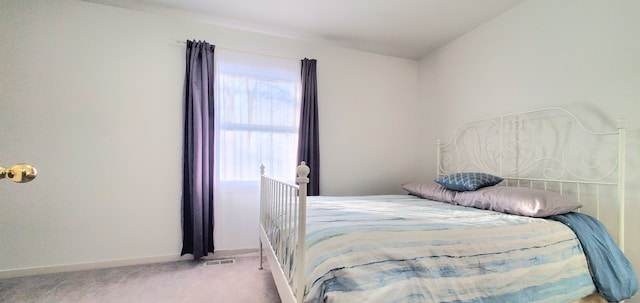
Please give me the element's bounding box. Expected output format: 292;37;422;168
181;40;215;259
297;58;320;195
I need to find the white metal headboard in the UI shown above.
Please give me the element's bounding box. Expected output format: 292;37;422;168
436;107;626;250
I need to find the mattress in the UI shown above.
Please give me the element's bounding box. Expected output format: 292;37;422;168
299;195;596;303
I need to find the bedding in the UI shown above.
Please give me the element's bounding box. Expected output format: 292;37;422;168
401;180;456;202
300;195;596;303
435;172;503;191
549;213;638;302
453;186;583;217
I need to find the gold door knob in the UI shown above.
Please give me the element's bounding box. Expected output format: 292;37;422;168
0;163;37;183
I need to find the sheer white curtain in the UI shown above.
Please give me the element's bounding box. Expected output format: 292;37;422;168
213;49;301;249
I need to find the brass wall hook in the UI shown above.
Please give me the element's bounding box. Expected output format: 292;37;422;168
0;163;37;183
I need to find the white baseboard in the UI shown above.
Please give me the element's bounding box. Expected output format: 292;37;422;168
0;248;259;279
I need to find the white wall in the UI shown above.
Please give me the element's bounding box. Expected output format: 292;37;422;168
418;1;640;301
0;0;419;273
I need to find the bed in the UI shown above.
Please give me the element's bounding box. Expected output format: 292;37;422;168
258;108;638;303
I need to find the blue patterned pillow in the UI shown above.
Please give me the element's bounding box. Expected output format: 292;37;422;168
435;172;503;191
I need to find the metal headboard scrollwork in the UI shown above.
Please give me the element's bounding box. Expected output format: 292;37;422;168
436;108;626;250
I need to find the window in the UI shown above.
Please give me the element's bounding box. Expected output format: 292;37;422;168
215;50;301;182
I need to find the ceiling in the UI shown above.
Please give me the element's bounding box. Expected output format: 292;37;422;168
84;0;525;59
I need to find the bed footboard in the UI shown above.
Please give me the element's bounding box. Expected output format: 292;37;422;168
259;162;309;303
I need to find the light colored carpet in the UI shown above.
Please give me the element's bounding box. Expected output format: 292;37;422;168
0;254;281;303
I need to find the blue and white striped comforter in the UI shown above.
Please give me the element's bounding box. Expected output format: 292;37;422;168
301;195;595;303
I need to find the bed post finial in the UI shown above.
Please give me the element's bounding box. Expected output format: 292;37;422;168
260;164;265;176
296;161;310;184
617;119;627;130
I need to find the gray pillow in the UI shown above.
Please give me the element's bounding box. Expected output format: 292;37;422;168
402;180;456;203
435;172;503;191
452;186;582;217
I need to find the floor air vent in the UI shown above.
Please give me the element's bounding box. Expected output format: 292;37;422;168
204;259;235;266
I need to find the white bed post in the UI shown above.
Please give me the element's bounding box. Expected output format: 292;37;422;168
295;162;310;303
617;121;626;252
259;164;265;270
